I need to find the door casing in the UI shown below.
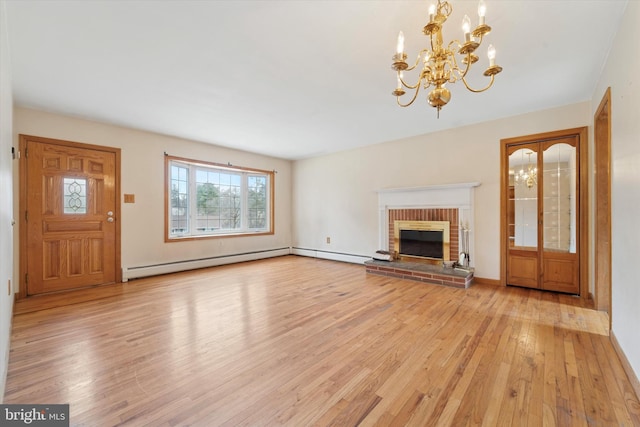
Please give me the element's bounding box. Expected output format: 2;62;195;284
594;88;612;323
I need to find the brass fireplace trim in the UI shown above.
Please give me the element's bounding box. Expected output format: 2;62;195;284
394;220;451;263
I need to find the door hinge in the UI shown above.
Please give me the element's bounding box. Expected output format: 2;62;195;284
25;274;28;284
25;211;28;222
24;148;28;158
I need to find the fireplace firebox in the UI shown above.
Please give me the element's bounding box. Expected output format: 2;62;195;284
394;220;450;263
400;229;444;259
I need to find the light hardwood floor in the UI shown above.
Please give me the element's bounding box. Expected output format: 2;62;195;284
5;256;640;426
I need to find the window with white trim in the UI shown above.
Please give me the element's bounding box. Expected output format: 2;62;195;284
166;156;273;240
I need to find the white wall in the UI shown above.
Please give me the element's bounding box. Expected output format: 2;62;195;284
0;0;14;402
592;0;640;386
292;103;590;280
13;108;292;282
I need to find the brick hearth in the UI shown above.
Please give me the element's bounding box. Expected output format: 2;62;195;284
365;259;473;289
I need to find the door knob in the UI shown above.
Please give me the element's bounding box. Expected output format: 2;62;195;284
107;211;113;216
107;217;114;223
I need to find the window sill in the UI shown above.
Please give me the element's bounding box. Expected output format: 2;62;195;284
165;230;274;243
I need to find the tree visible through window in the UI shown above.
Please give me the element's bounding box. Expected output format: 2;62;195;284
248;176;267;229
166;156;273;240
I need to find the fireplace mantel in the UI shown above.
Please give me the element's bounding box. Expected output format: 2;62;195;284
376;182;480;266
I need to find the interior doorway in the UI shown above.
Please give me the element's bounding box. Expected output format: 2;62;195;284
19;135;121;297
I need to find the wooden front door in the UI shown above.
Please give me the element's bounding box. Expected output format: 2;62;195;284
20;135;121;296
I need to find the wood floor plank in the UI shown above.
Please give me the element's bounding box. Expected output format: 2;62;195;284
4;256;639;426
525;294;545;427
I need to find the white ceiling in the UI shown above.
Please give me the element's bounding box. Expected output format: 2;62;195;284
5;0;628;160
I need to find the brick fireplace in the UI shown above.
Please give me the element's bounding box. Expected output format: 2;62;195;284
376;183;478;265
367;183;480;288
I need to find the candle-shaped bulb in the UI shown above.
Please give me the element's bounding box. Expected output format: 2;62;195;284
428;3;436;21
396;31;405;55
462;14;471;41
488;44;496;66
478;0;486;25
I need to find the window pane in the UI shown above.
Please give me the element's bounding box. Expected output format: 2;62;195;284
178;167;187;181
543;143;576;253
248;175;267;229
219;190;241;229
195;171;220;232
63;177;87;214
196;169;207;183
170;165;189;234
509;149;538;248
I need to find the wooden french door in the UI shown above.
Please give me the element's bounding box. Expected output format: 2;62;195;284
501;128;588;295
20;135;121;296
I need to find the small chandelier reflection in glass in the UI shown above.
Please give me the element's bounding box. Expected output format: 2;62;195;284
514;152;537;189
391;0;502;117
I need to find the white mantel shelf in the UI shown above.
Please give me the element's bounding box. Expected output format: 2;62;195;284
376;182;481;194
376;182;480;268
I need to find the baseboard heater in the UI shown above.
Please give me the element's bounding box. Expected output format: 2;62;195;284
122;247;291;282
291;247;370;265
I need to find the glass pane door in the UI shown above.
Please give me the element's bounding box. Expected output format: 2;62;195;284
509;148;538;249
542;143;576;253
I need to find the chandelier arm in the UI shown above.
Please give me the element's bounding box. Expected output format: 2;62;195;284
404;51;428;72
458;55;472;80
401;77;422;90
450;40;480;83
460;74;495;93
396;84;422;107
447;39;463;52
421;68;434;89
447;52;464;82
448;39;463;78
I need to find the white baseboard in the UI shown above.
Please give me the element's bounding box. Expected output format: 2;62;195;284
291;247;370;265
0;295;14;404
122;247;291;281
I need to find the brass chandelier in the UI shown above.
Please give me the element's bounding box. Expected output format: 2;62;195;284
391;0;502;116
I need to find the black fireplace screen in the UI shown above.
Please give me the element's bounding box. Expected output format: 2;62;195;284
400;229;444;259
